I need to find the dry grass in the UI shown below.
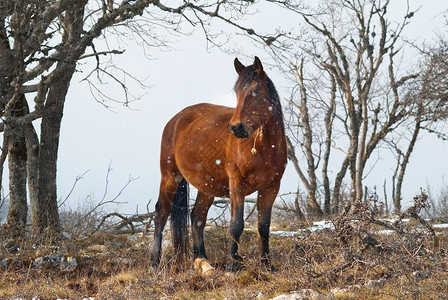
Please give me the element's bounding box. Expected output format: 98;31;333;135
1;218;448;299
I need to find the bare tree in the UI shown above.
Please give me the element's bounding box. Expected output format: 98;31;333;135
253;0;434;215
0;0;259;239
390;27;448;211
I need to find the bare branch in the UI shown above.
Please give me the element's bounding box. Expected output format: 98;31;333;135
58;170;91;208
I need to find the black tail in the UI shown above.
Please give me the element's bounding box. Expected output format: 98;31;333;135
170;178;189;260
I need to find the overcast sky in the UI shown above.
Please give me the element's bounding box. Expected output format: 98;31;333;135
23;0;448;217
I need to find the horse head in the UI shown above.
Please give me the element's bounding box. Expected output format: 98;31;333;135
230;57;274;139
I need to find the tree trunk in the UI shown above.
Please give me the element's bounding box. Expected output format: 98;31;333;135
4;126;27;236
383;179;389;216
33;63;75;238
25;123;39;227
348;115;360;204
293;60;323;219
355;96;368;202
3;96;29;236
32;2;85;239
286;137;323;219
394;118;421;213
323;75;336;215
293;183;305;220
331;153;350;214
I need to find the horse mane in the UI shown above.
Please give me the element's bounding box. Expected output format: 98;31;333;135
234;66;283;119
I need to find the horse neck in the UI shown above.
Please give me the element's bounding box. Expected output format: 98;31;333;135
261;107;285;144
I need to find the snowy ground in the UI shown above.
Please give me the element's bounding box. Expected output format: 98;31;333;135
433;223;448;229
270;219;448;237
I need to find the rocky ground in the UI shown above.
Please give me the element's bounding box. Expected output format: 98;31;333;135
1;216;448;299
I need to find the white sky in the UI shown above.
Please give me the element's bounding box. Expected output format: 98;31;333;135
48;1;448;216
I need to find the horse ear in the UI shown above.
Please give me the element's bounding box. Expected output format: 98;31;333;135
234;58;245;75
253;56;263;73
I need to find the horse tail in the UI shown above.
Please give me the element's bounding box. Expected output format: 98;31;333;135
170;177;189;260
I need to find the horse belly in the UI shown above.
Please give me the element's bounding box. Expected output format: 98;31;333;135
174;133;230;198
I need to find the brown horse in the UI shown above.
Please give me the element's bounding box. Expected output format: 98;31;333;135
150;57;287;271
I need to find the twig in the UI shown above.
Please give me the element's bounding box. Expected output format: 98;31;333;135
78;49;125;60
87;212;134;237
83;161;139;218
58;170;91;208
114;212;155;231
245;203;257;222
208;202;229;226
398;190;438;250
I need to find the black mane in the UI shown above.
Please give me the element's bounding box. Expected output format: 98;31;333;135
234;66;283;118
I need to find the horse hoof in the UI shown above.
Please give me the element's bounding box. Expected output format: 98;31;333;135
227;257;244;272
194;258;214;276
263;263;277;272
150;256;160;268
261;258;276;272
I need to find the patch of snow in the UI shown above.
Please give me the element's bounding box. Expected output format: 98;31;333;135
271;220;334;237
433;223;448;229
271;230;298;237
365;278;386;288
126;235;140;241
270;219;448;239
380;218;410;223
270;289;319;300
375;230;395;235
310;220;334;231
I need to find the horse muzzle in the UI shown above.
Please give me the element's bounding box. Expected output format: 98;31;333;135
230;122;249;139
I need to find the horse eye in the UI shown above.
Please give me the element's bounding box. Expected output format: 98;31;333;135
253;87;261;95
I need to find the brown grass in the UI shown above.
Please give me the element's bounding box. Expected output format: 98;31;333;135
1;221;448;299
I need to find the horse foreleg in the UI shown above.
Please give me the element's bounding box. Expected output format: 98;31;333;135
228;188;245;272
191;191;214;259
257;185;279;269
150;176;180;266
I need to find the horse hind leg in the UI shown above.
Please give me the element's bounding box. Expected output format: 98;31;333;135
150;172;184;266
191;191;214;259
170;177;189;262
